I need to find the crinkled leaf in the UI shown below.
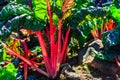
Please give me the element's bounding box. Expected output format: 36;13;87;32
62;0;74;13
64;6;106;48
0;14;28;38
102;24;120;50
32;0;47;20
0;2;46;39
64;6;107;29
0;1;31;21
0;14;46;38
97;24;120;61
52;0;74;19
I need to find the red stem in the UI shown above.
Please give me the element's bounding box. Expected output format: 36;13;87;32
1;42;49;77
55;0;70;76
46;25;50;40
36;30;52;77
63;47;68;63
60;27;70;63
114;56;120;68
21;40;29;80
56;19;62;74
46;0;57;77
27;0;32;10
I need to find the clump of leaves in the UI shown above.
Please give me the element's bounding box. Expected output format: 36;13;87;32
0;63;17;80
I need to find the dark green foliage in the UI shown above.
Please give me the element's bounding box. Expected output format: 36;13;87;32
74;0;93;9
70;21;94;48
0;2;31;20
15;0;29;5
102;24;120;50
93;50;120;62
0;1;31;38
64;6;107;29
93;24;120;61
0;14;28;38
63;6;107;48
0;1;46;39
114;0;120;8
0;0;10;6
0;1;108;41
51;3;63;18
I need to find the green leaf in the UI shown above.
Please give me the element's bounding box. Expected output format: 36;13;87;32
51;4;63;18
0;46;6;61
0;14;28;38
102;25;120;50
32;0;48;20
0;1;46;39
31;46;42;55
0;63;17;80
109;5;120;22
63;6;106;48
52;0;64;10
52;13;59;25
64;6;107;29
0;1;31;21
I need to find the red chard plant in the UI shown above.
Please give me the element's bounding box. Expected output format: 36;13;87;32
0;0;71;79
0;0;108;79
35;0;71;78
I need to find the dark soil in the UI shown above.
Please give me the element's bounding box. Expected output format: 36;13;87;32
31;55;120;80
59;56;120;80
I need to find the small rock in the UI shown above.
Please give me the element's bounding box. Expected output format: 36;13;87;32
60;64;81;80
78;39;103;64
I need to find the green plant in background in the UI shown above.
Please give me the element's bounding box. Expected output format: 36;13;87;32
109;5;120;22
63;4;107;48
91;0;120;62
